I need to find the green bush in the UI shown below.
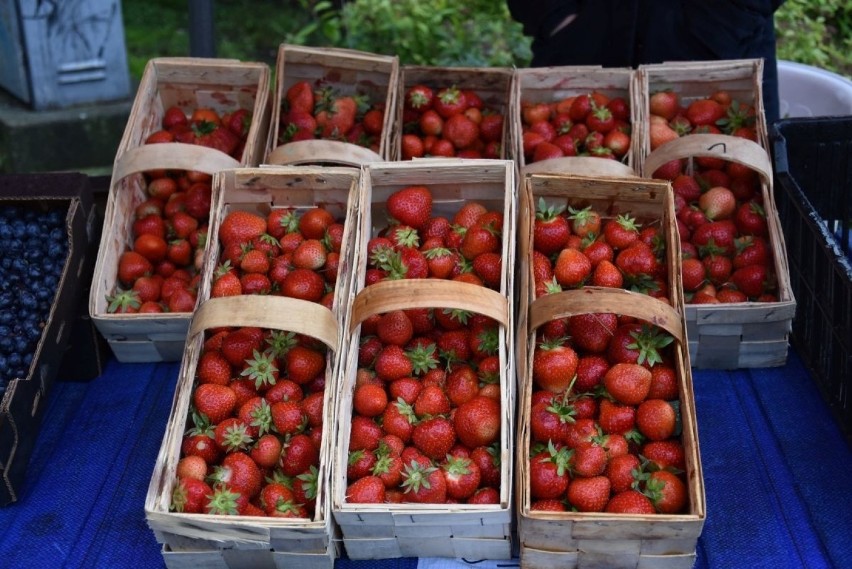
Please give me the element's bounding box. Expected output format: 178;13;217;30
776;0;852;77
287;0;531;67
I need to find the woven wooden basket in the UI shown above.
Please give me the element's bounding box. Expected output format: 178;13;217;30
331;159;518;560
515;173;705;569
266;44;399;166
636;58;769;162
642;134;796;369
89;57;271;363
145;295;344;569
394;66;516;162
513;66;641;176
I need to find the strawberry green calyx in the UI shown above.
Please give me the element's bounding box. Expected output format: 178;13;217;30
544;276;563;295
406;343;439;376
296;465;319;500
170;481;189;512
443;454;474;477
265;331;297;359
249;399;274;437
401;461;437;494
241;349;279;389
220;422;254;452
537;197;566;222
205;485;242;515
546;440;574;477
106;288;141;313
627;326;674;367
186;410;214;437
473;327;499;356
616;213;641;233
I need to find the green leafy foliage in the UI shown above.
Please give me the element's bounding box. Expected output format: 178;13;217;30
776;0;852;77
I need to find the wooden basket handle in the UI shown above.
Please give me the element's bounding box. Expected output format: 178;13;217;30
522;156;636;178
642;133;772;184
112;143;241;182
265;140;383;167
528;287;685;344
349;279;509;333
190;295;339;352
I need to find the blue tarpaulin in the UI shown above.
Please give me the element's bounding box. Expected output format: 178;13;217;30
0;348;849;568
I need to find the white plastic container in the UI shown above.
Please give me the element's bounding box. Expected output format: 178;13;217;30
778;60;852;118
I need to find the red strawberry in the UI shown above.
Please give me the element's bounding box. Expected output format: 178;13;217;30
731;264;770;298
193;383;236;424
643;440;686;471
346;475;386;503
171;477;213;513
533;198;570;255
606;453;641;494
605;489;656;514
387;185;433;230
529;443;572;500
533;339;579;393
645;470;688;514
568;313;618;354
635;399;677;441
604;363;652;406
374;345;413;381
442;455;482;500
454;395;501;449
401;460;447;503
412;417;456;460
554;248;592;288
598;399;636;435
349;415;382;452
603;215;640;249
353;382;389;418
281;268;325;302
280;433;319;477
215;451;262;498
734;200;768;237
698;186;737;220
219;210;267;248
567;475;611;512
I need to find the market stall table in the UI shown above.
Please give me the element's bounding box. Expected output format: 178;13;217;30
0;348;849;569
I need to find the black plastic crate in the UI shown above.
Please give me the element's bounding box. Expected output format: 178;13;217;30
772;116;852;439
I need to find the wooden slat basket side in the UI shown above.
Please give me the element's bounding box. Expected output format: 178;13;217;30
513;66;640;174
393;66;516;162
642;133;796;369
144;295;344;564
267;44;399;165
330;159;518;560
514;173;705;568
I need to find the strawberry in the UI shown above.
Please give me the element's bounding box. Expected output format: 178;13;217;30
271;400;306;436
529;397;574;444
571;443;608;477
400;460;447;504
250;433;283;469
280;433;319;477
291;239;327;271
636;399;676;441
685;98;725;127
444;113;480;149
298;207;336;240
349;415;383;452
346;475;386;503
568;313;618;354
529;442;572;500
605;489;656;514
649;121;680;151
533;198;570;255
387;185;433;230
219;210;267;248
585;258;620;289
373;452;405;489
374;345;413;381
442;455;482;500
553;248;592;288
731;264;770;298
433;86;467;119
375;310;414;347
176;455;208;481
603;363;652;406
472;252;502;289
533;339;579;393
353;382;389;418
213;452;262;498
381;401;416;443
575;355;610;392
648;364;679;401
117;250;153;286
531;499;568;512
412;417;456;460
284;344;325;385
210;266;242;297
170;477;213;513
281;268;325;302
605;453;641;494
649;90;680;121
692;219;737;257
681;257;706;292
733;236;769;269
645;470;688;514
454;395;501;449
607;323;673;367
734;200;768;237
702;254;733;287
643;439;686;471
459;224;500;260
193;383;237;424
698;186;737;220
567;475;611;513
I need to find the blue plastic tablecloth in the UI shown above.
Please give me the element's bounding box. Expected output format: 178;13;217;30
0;348;849;569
